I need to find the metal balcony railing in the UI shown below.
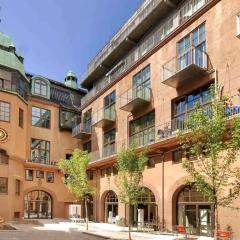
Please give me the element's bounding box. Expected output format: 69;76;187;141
92;106;116;127
119;85;151;111
86;98;240;163
72;123;91;138
81;0;211;106
162;45;208;87
80;0;162;81
27;157;57;166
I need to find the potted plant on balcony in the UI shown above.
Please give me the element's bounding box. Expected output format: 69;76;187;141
58;148;94;231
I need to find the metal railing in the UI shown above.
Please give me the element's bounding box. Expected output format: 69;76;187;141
81;0;210;106
80;0;162;81
162;45;208;81
27;157;57;166
119;85;151;109
86;100;240;163
72;123;92;138
92;106;116;126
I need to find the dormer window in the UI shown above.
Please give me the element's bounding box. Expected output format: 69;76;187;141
31;76;50;99
34;79;47;96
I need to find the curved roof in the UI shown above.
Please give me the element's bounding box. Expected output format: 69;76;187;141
0;32;27;80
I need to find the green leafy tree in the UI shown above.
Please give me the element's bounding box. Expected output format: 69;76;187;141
115;145;148;240
178;88;240;238
58;148;94;230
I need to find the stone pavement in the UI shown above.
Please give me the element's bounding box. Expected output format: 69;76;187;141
0;220;214;240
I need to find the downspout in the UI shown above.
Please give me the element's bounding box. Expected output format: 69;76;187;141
214;69;218;99
161;153;165;231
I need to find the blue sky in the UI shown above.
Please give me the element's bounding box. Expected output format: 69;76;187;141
0;0;142;83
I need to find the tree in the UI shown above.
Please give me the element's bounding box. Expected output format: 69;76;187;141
58;148;94;230
178;87;240;238
115;145;148;240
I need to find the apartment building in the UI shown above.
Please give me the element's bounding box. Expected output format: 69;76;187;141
0;32;86;220
73;0;240;237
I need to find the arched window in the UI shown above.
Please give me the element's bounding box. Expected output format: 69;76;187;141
177;185;213;236
105;190;118;203
138;187;156;203
104;191;118;223
31;76;50;98
24;190;52;219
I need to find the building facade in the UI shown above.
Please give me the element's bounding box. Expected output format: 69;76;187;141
73;0;240;237
0;33;85;220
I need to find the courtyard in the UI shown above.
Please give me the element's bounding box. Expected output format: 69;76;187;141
0;220;215;240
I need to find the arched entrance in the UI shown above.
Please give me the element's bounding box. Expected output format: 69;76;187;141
177;185;214;236
24;190;52;219
104;191;118;223
131;187;157;226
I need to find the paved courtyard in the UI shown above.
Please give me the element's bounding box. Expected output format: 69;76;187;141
0;224;105;240
0;220;214;240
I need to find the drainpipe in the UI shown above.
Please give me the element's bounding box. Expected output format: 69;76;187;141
214;69;218;99
161;153;165;231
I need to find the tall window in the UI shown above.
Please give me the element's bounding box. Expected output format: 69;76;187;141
83;109;92;132
83;141;92;153
25;170;33;181
173;84;211;130
104;91;116;120
47;172;54;183
15;179;21;195
31;139;50;164
0;149;9;164
133;65;151;88
0;101;10;122
32;106;50;128
133;65;151;101
103;129;116;157
130;111;155;147
60;109;80;129
33;79;48;97
19;108;24;128
178;24;206;70
0;177;8;194
237;14;240;37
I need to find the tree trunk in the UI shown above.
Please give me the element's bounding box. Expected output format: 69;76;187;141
214;202;219;240
85;198;89;231
128;204;132;240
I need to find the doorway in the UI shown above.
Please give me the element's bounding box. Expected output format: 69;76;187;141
177;186;213;236
24;190;52;219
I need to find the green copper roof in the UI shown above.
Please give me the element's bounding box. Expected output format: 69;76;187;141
0;32;27;80
64;70;78;89
0;32;14;48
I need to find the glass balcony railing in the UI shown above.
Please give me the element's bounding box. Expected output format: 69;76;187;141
103;143;116;158
81;0;211;107
87;97;240;164
92;107;116;128
72;123;92;139
162;45;208;88
119;85;151;112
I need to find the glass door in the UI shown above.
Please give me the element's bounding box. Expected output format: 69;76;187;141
199;205;212;236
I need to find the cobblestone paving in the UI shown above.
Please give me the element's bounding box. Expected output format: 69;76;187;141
0;224;107;240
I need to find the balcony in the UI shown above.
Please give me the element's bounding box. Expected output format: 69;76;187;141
72;123;91;139
92;107;116;128
162;46;209;88
26;157;58;169
120;85;151;112
80;0;212;107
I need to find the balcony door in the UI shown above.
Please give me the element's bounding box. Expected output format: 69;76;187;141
177;24;206;71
